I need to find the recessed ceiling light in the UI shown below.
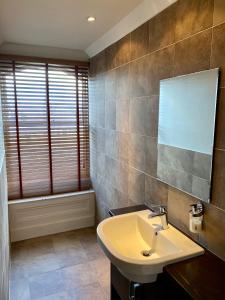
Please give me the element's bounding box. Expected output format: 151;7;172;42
87;16;96;22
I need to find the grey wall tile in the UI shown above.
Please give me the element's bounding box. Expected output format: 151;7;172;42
115;161;129;195
116;64;130;100
192;176;210;202
213;0;225;25
128;134;146;171
175;0;213;41
149;46;175;95
117;132;129;163
193;152;212;180
128;167;145;205
145;175;168;206
105;99;116;130
129;97;151;135
116;98;129;133
211;23;225;87
211;149;225;210
131;22;149;60
173;29;212;77
105;130;118;159
215;88;225;149
130;56;151;97
149;3;175;52
145;137;157;176
167;187;199;240
199;203;225;260
158;144;194;174
116;34;131;67
157;161;193;194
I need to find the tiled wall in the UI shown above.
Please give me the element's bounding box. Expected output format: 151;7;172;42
89;0;225;261
157;144;211;202
0;90;9;300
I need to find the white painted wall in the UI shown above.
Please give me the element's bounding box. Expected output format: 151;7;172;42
0;42;89;61
86;0;177;57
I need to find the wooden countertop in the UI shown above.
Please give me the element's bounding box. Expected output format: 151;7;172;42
109;205;225;300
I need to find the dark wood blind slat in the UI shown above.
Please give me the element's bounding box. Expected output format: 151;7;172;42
0;60;90;200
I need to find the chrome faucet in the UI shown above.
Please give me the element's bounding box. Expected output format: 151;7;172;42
148;205;169;230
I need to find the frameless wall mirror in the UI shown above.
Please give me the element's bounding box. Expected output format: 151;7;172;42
157;68;219;203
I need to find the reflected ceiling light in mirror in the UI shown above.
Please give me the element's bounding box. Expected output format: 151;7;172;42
87;16;96;22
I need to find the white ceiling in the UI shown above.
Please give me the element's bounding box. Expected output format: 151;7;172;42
0;0;142;50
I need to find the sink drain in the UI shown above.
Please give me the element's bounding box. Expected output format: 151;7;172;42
141;250;153;257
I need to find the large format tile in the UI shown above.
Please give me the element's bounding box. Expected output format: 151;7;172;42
145;137;157;177
211;149;225;210
199;203;225;261
116;64;130;100
174;0;213;41
116;99;129;133
29;269;66;300
10;228;110;300
149;3;175;52
10;278;31;300
173;29;212;76
167;187;199;240
145;175;168;206
105;99;116;130
149;46;175;95
90;50;106;76
129;97;151;136
130;55;151;98
213;0;225;26
215;88;225;150
211;23;225;87
105;43;117;71
128;167;145;205
130;22;149;60
61;262;96;290
69;282;107;300
128;133;146;171
34;291;71;300
116;34;131;67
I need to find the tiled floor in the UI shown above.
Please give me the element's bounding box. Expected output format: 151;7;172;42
10;228;110;300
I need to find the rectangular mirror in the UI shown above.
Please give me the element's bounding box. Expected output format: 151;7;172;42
157;68;219;202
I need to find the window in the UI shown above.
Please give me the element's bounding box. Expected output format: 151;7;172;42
0;59;90;200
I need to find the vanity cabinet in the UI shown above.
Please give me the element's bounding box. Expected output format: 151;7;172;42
110;263;191;300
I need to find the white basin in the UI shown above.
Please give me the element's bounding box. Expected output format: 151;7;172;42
97;210;204;283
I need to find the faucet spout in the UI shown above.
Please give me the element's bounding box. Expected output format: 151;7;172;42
148;205;169;230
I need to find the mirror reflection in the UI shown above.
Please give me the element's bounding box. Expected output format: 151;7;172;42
157;69;219;202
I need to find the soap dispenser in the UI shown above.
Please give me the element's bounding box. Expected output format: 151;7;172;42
189;202;204;233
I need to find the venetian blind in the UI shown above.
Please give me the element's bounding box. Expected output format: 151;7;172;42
0;60;90;200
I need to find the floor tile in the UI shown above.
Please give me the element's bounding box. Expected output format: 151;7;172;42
29;269;65;300
10;278;31;300
69;282;107;300
10;228;110;300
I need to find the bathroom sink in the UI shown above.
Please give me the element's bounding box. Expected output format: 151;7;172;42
97;210;204;283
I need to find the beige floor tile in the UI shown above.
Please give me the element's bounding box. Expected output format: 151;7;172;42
61;262;97;290
69;282;108;300
10;228;110;300
10;278;31;300
29;269;66;299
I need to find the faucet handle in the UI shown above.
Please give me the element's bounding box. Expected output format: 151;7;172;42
159;205;167;214
149;204;167;214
